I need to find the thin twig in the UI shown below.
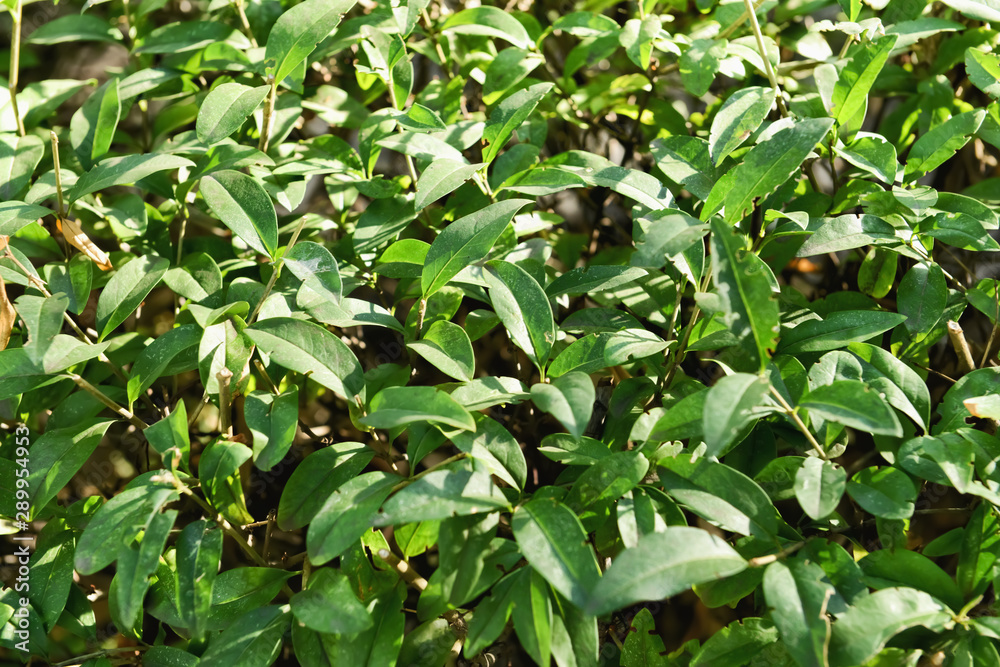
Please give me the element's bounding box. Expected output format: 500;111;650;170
947;320;976;374
742;0;787;116
8;0;26;136
66;374;149;430
769;385;828;460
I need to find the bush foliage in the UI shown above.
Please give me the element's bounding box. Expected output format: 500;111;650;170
2;0;1000;664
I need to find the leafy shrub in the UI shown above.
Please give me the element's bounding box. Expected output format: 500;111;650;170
2;0;1000;664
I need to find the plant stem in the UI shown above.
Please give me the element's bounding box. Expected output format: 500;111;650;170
393;452;467;491
747;540;806;567
249;214;309;324
232;0;258;47
8;0;26;137
947;320;976;374
51;132;66;219
67;373;150;430
768;385;828;460
742;0;787;116
258;77;277;152
217;368;234;437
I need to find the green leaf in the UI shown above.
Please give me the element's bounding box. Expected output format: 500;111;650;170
709;219;780;371
245;388;299;472
691;618;779;667
485;259;556;373
680;38;727;97
957;503;1000;599
564;450;649;514
846;466;917;520
709;118;833;223
547;329;670;377
374;460;509;525
28;531;76;631
361;386;475;431
512;498;601;610
285;240;343;308
0;201;52;236
28;420;114;514
70;78;120;169
924;211;1000;251
75;482;179;575
547;266;648;298
421;199;530;297
621;607;669;666
176;520;223;641
277;442;373;530
632;209;708;268
531;372;595;440
935;367;1000;433
200;170;278;258
307;472;398;565
128;325;201;405
831;34;897;128
16;294;68;367
69;153;195;203
199;440;254;526
859;549;964;612
658;454;778;539
800;380;903;436
135;20;245;53
966;48;1000;99
441;6;533;50
587;528;747;616
512;569;554;667
0;134;44;201
620;16;661;70
837;134;898;184
898;263;947;336
794;457;846;520
702;373;770;458
115;509;176;631
483;49;545;105
200;606;291;667
797;214;899;256
777;311;907;354
95;255;169;341
709;86;776;165
264;0;359;84
197;83;270;146
828;588;950;667
548;150;673;210
246;317;365;401
414;159;483;210
482;83;553;164
762;559;834;667
904;109;986;182
27;14;121;44
291;568;372;634
651;136;718;201
407;320;475;382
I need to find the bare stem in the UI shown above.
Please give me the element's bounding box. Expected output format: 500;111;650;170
947;320;976;374
769;385;829;460
67;374;150;430
258;78;277;152
742;0;787;116
217;369;234;437
8;0;26;136
249;214;309;324
232;0;258;47
50;132;66;218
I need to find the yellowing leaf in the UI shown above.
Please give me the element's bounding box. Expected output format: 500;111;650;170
0;273;16;350
58;216;113;271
